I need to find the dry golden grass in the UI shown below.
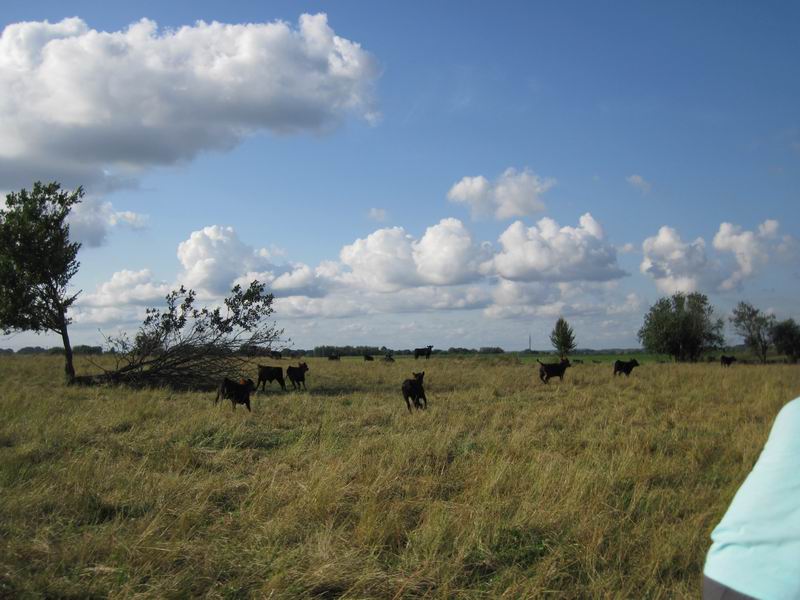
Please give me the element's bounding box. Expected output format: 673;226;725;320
1;355;798;598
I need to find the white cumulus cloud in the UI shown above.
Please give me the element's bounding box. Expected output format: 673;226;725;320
640;226;714;294
0;14;379;190
412;218;492;285
67;197;148;247
447;167;555;219
80;269;170;307
488;213;626;282
338;218;490;292
641;220;792;295
713;219;781;291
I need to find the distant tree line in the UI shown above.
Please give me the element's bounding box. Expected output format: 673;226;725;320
1;345;105;355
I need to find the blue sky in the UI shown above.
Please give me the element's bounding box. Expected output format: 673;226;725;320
1;2;798;350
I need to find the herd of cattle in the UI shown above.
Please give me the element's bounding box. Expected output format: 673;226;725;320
213;350;747;412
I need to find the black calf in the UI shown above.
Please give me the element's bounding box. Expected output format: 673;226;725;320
363;354;374;361
537;358;571;384
721;355;737;367
287;363;309;390
401;371;427;412
257;365;286;391
215;378;256;412
613;359;640;376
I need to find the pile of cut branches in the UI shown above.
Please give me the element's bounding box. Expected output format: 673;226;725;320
82;282;282;391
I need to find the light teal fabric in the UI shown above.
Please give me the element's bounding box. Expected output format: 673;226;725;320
704;397;800;600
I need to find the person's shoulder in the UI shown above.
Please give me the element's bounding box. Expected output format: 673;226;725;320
775;397;800;424
764;397;800;456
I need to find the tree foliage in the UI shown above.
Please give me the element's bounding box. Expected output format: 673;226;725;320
91;282;283;390
637;292;724;362
0;182;83;382
729;301;775;364
771;318;800;363
550;317;577;359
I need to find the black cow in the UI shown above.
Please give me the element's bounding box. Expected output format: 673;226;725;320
287;363;309;390
363;354;374;361
401;371;427;412
215;378;256;411
257;365;286;391
613;359;640;376
414;345;433;360
537;358;571;384
383;354;395;362
328;354;341;361
721;355;737;367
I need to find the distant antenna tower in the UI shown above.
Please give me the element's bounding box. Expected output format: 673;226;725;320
528;333;531;351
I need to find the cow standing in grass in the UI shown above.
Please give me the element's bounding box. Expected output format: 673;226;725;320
287;363;309;390
721;355;737;367
613;359;640;377
215;378;256;412
537;359;571;384
414;345;433;360
257;365;286;391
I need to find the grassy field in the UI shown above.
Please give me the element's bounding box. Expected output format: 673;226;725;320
1;355;798;599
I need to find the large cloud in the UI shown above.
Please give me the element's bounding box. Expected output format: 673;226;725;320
640;226;714;294
412;218;492;285
0;14;379;190
487;213;626;282
712;220;776;291
447;168;555;219
641;220;791;294
338;218;490;292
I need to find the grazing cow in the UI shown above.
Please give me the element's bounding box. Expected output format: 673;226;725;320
414;345;434;360
363;354;374;362
572;358;584;364
401;371;427;412
270;350;282;360
537;358;571;384
721;355;737;367
383;354;395;362
328;354;341;361
215;378;256;412
286;363;309;390
613;359;640;377
256;365;286;391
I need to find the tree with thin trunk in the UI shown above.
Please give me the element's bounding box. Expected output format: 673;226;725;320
550;317;576;359
0;182;83;383
730;301;775;364
638;292;724;362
